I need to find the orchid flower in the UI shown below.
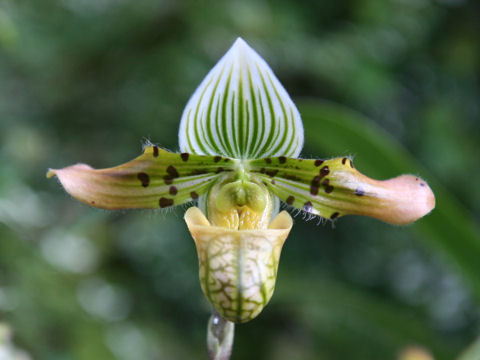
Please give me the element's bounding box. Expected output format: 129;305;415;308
48;38;435;358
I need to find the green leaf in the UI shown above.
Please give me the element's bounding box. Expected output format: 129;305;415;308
248;156;434;225
179;38;304;159
297;100;480;301
47;146;235;210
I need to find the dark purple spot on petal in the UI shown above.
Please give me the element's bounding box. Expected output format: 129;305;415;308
213;156;222;163
342;157;347;165
260;168;266;174
311;177;321;195
284;174;300;181
216;167;224;173
330;212;339;220
180;153;189;162
190;191;199;200
153;146;159;157
159;197;174;208
137;172;150;187
286;196;295;205
224;158;230;162
169;186;178;195
303;201;313;212
191;169;207;175
278;156;287;164
167;165;179;178
349;159;354;168
314;159;324;167
320;166;330;177
265;158;272;164
322;179;334;193
312;176;321;185
271;179;276;185
354;187;365;196
163;175;173;185
420;183;425;187
266;169;279;178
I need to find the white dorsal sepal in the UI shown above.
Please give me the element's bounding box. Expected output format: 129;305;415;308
179;38;304;159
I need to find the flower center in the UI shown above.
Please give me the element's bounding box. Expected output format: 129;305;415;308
207;174;273;231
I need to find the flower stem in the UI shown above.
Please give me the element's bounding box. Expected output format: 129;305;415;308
207;310;235;360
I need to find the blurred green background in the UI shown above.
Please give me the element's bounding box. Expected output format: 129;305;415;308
0;0;479;359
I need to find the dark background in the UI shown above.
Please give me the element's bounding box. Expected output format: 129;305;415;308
0;0;479;359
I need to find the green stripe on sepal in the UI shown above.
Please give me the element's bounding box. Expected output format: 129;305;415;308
179;38;304;159
47;146;236;210
248;156;435;225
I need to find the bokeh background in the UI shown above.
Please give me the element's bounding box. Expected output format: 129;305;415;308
1;0;479;359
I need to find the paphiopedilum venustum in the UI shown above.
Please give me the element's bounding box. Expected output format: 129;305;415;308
48;38;435;326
